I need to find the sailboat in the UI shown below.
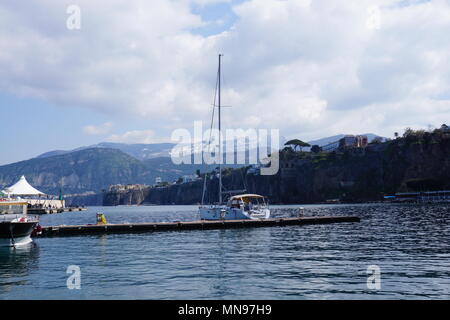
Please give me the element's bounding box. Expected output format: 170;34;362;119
198;55;271;220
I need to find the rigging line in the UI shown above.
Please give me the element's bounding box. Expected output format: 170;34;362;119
201;65;220;205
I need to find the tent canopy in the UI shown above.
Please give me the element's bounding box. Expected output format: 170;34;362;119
2;175;46;196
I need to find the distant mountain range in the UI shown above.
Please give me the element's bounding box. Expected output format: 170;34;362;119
0;133;386;195
36;142;175;161
35;134;384;161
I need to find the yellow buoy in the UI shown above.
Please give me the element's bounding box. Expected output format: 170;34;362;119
96;213;107;225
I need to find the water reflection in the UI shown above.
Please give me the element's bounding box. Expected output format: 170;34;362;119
209;230;231;298
0;243;40;294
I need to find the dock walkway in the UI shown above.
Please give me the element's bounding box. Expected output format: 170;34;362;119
36;215;360;237
28;207;87;215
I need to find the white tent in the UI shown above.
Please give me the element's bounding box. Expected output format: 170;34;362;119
2;175;46;196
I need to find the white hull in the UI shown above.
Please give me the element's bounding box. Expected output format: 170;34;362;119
0;235;33;247
199;206;270;220
0;214;39;247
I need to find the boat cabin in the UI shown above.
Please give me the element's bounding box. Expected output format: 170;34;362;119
227;194;267;210
0;201;28;215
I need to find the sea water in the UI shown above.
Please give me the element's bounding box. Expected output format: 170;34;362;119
0;203;449;299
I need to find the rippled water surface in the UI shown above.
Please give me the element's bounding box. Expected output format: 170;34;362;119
1;204;449;299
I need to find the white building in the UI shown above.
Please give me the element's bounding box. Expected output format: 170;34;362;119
2;175;45;198
2;175;65;209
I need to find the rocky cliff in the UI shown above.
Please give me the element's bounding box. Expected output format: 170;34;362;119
103;129;450;205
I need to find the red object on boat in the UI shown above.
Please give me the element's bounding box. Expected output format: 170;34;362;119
31;224;42;236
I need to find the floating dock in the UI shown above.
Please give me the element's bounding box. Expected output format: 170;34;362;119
36;215;360;237
28;207;87;215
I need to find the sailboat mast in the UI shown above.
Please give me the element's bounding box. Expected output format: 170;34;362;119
218;54;223;204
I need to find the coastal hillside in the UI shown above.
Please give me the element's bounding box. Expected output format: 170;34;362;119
103;128;450;205
0;148;203;195
0;148;150;194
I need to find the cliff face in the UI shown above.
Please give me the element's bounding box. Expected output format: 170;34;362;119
382;133;450;193
103;131;450;205
103;188;151;206
65;193;104;207
275;131;450;203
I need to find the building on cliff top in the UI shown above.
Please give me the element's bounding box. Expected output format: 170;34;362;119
108;184;148;192
321;135;369;152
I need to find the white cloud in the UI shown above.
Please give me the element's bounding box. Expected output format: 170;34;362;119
107;129;166;144
192;0;233;5
1;0;450;143
83;122;113;135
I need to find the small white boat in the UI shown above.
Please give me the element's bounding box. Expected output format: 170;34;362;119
199;194;270;220
0;200;39;247
198;55;271;221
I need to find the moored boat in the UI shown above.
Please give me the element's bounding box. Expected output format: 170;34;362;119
0;200;39;247
198;55;271;221
199;194;270;220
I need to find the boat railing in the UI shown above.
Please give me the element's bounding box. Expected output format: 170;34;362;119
0;214;22;222
0;214;39;222
241;203;268;212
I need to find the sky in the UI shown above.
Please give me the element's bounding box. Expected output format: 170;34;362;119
0;0;449;165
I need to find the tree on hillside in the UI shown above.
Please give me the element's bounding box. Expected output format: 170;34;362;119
284;139;311;152
403;127;427;139
311;145;322;153
282;146;294;153
403;128;415;138
370;137;383;144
